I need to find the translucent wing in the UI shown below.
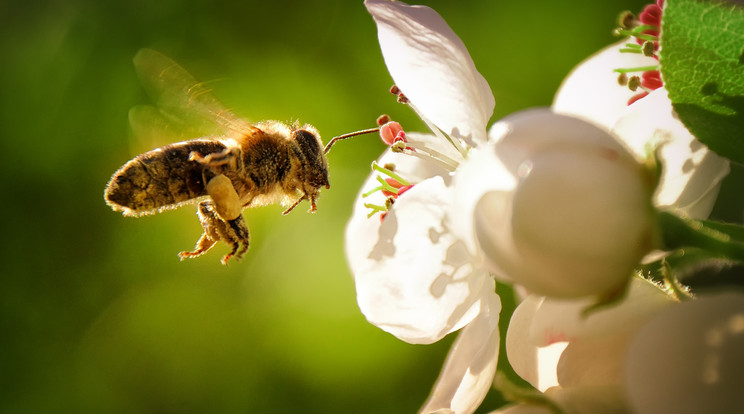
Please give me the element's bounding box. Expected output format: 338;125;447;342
131;48;256;141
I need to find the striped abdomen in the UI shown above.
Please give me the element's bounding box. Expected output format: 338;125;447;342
105;139;228;216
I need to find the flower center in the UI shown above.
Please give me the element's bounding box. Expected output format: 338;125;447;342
613;0;665;105
361;85;472;221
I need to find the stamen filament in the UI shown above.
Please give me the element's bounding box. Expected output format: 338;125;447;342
614;27;659;41
363;203;388;218
613;65;660;74
404;101;470;158
375;175;401;194
371;161;411;186
397;147;458;172
362;185;386;198
405;141;461;169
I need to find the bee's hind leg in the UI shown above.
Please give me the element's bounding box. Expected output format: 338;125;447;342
178;200;250;265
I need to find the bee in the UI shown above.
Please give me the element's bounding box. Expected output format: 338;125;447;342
105;49;376;264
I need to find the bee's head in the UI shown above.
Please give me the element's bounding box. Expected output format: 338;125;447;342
292;124;330;190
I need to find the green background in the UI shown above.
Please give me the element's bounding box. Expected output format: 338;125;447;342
2;0;740;413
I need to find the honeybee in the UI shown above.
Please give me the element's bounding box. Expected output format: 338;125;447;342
105;49;375;264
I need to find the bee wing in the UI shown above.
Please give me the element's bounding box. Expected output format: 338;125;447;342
132;48;256;140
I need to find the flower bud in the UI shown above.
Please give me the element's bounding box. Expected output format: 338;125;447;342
476;110;657;298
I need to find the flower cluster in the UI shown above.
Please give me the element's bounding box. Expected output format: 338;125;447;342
345;1;738;413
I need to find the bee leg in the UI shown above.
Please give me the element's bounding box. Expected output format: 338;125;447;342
281;194;307;216
178;200;250;264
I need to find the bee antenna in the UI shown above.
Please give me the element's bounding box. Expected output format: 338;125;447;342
323;127;380;155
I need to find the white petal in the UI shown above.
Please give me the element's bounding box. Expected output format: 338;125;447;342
611;88;730;219
552;40;658;130
421;293;501;414
365;0;494;145
506;295;567;392
348;176;490;344
450;143;518;257
346;138;451;275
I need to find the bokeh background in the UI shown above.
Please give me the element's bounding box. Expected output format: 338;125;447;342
2;0;742;412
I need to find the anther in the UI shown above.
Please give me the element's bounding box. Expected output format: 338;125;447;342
377;114;391;126
389;84;409;103
642;41;657;57
380;121;404;145
617;73;629;86
627;76;641;91
617;11;636;29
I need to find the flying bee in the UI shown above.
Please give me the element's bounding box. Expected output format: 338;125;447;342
105;49;377;264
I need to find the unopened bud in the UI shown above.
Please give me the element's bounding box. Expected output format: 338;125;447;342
474;110;657;298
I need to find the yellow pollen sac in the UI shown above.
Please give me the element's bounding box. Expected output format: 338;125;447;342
206;174;242;221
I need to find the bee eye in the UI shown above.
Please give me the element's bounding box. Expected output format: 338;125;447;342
293;129;322;160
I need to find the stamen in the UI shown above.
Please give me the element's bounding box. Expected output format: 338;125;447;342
613;65;660;74
628;76;642;91
364;202;389;218
642;41;657;57
404;100;470;158
617;11;637;29
617;73;629;86
614;1;664;105
401;141;460;171
372;161;411;186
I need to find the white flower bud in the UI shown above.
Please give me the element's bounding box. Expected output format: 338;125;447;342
475;109;657;298
625;292;744;414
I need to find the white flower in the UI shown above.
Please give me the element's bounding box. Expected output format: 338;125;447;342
349;2;500;412
348;1;672;413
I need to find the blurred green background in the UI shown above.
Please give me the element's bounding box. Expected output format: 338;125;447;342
2;0;740;413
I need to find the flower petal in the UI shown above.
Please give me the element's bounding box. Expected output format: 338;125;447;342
450;143;518;257
611;88;730;219
552;40;658;130
420;293;501;414
347;176;491;344
506;295;567;392
365;0;494;145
